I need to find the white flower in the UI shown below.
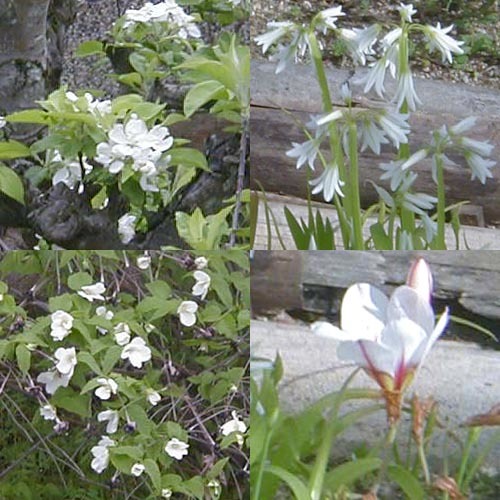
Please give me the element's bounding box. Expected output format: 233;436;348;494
424;23;464;64
137;254;151;270
118;214;136;244
37;370;73;394
339;25;379;65
91;436;115;474
98;409;119;434
95;378;118;400
177;300;198;327
121;337;152;368
113;322;131;346
286;138;321;170
192;271;210;300
147;390;162;406
66;91;78;103
309;166;344;202
397;3;417;23
255;21;294;54
465;152;496;184
317;6;345;32
54;347;77;375
358;119;389;155
96;306;114;320
161;489;173;499
394;70;422;111
377;110;410;149
0;116;6;129
52;164;82;190
208;479;221;497
131;463;145;477
165;438;189;460
50;310;74;341
78;282;106;302
315;110;343;127
449;116;477;135
194;256;208;270
459;137;494;158
220;411;247;446
40;404;57;421
400;149;428;171
312;259;449;423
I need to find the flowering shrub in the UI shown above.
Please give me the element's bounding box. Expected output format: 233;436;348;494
0;250;249;498
255;2;497;250
0;0;250;249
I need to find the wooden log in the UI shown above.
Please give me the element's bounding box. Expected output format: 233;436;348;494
251;248;500;322
250;61;500;224
253;192;500;250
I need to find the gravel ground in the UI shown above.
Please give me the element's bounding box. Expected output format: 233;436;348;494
251;0;500;89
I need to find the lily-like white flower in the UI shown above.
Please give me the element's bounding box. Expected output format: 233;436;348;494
40;404;57;421
424;23;464;64
165;438;189;460
137;254;151;270
50;310;74;341
220;411;247;446
465;152;496;184
121;337;152;368
397;3;417;23
95;378;118;400
78;282;106;302
255;21;295;54
194;256;208;270
312;259;449;423
377;110;411;149
286;138;321;170
309;165;344;202
192;271;210;300
54;347;77;375
90;436;115;474
131;462;145;477
113;322;131;346
98;409;119;434
118;214;136;244
177;300;198;327
394;70;422;111
147;389;162;406
339;25;379;65
316;6;345;32
96;306;114;321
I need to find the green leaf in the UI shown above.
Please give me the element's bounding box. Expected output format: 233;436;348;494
145;280;171;298
127;404;154;436
324;458;382;493
15;344;31;374
387;465;425;500
370;222;393;250
284;207;309;249
6;109;49;124
184;81;226;117
101;345;123;374
0;165;25;205
182;476;204;499
67;272;93;291
77;351;102;374
48;294;73;313
265;465;310;500
168;147;208;170
144;459;162;492
76;40;104;57
51;389;91;418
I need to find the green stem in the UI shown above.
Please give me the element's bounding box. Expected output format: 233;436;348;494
372;422;399;494
457;428;479;488
435;154;446;249
417;441;430;485
252;430;273;500
348;121;363;249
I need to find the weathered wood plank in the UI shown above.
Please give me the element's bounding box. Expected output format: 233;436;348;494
251;61;500;223
253;193;500;250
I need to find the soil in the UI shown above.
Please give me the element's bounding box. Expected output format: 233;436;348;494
251;0;500;89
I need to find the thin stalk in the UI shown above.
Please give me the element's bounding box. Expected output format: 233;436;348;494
251;430;273;500
417;441;430;485
457;428;480;488
372;422;399;494
435;153;446;249
348;121;363;249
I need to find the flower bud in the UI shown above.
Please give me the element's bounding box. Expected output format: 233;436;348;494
406;258;432;302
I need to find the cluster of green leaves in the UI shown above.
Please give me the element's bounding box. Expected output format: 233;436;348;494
0;250;249;499
250;355;500;499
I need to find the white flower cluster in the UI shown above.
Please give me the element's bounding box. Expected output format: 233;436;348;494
95;114;174;193
91;436;115;474
49;150;93;193
65;91;112;120
50;310;73;341
123;1;201;39
37;347;78;394
118;214;137;244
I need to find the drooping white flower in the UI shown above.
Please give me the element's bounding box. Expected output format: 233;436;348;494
147;389;162;406
449;116;477;135
394;70;422;111
94;378;118;400
91;436;115;474
165;438;189;460
97;409;120;434
339;25;379;65
400;149;428;171
40;404;57;421
113;322;131;346
54;347;77;375
118;214;137;244
255;21;295;54
177;300;198;327
121;337;152;368
96;306;114;321
78;282;106;302
131;463;145;477
137;254;151;270
459;137;494;158
377;110;411;149
465;152;496;184
424;23;464;64
194;256;208;270
192;271;210;300
316;6;345;32
358;118;389;155
312;259;449;423
286;138;321;170
397;3;417;23
50;310;74;341
220;411;247;445
37;370;73;395
309;165;344;202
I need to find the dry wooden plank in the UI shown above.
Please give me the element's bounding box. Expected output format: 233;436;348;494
253;192;500;250
251;61;500;223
